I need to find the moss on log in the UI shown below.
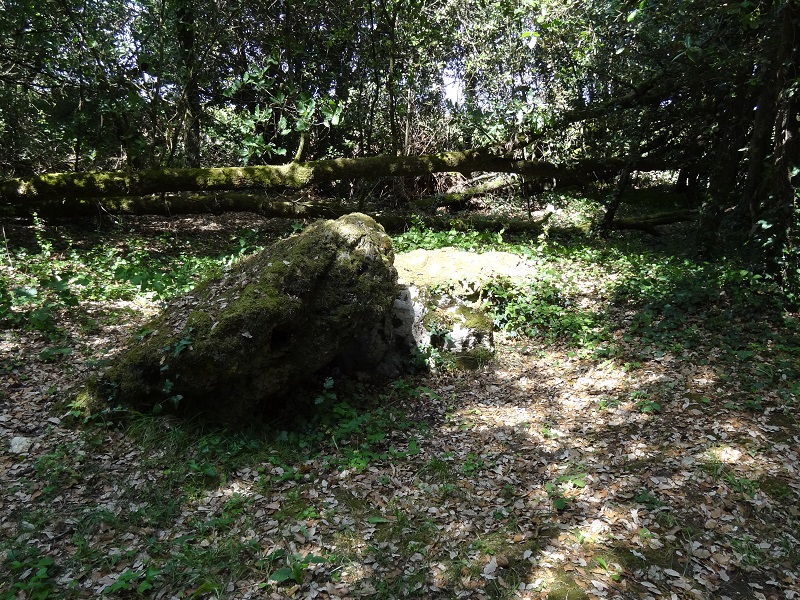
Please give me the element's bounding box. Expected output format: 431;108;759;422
413;176;516;210
0;192;344;219
1;149;680;215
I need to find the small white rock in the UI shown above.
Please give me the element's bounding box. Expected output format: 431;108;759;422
10;436;33;454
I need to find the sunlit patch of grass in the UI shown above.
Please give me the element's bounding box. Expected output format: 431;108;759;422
0;221;267;336
698;445;760;498
545;571;590;600
435;531;544;600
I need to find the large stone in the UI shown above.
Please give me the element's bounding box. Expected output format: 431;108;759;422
404;284;494;369
9;436;33;454
79;213;397;423
389;247;534;369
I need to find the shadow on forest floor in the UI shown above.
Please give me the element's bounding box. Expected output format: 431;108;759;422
1;206;798;599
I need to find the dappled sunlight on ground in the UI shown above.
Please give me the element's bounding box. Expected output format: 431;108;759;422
1;215;799;599
3;302;798;598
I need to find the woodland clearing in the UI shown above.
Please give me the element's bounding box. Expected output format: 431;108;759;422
1;193;799;600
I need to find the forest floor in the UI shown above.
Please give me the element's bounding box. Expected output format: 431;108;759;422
1;193;799;599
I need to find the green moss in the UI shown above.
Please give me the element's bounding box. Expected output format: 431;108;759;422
547;572;589;600
70;384;99;413
613;544;683;572
759;475;794;501
456;304;494;332
78;214;397;423
418;294;494;370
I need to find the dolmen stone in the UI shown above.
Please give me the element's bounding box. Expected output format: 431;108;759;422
78;213;398;423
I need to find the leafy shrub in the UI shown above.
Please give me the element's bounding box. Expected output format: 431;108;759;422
393;219;505;253
485;277;599;345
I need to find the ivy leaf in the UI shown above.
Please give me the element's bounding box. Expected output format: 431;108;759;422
269;567;294;582
366;516;393;523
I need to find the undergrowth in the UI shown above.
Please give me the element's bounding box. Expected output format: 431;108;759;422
0;217;266;337
2;198;799;598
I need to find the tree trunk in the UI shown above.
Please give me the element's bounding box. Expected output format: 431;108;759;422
739;4;794;225
596;166;632;237
744;3;800;284
0;189;553;234
613;210;698;236
1;187;521;219
739;65;781;223
414;176;516;210
0;149;675;214
0;150;680;211
755;4;800;280
176;0;201;168
695;81;754;256
384;1;401;155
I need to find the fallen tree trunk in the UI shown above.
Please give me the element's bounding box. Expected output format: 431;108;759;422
612;209;698;235
0;188;515;220
0;184;555;233
414;176;515;210
377;210;553;233
1;149;680;213
0;192;346;219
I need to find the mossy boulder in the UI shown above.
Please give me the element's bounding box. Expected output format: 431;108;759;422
392;248;509;370
79;213;397;423
412;285;494;369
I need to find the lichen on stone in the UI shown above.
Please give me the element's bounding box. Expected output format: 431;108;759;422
79;213;397;424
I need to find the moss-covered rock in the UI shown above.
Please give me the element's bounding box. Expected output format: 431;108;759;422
80;213;397;423
406;284;494;370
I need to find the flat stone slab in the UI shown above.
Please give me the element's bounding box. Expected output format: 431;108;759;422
10;436;33;454
395;248;535;290
391;248;535;369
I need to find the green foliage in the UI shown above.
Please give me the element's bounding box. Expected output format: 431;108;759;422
314;377;337;406
630;391;661;414
0;220;252;334
101;566;161;595
546;473;586;511
325;401;421;470
595;396;620;411
485;277;599;346
700;450;760;499
393;220;506;253
0;0;795;297
545;482;568;511
634;489;664;508
267;551;326;586
731;535;767;567
613;257;781;335
38;346;73;362
750;191;800;308
258;379;432;475
2;550;56;600
460;453;486;476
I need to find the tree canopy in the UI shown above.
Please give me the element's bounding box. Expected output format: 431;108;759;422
2;5;800;596
1;0;798;291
